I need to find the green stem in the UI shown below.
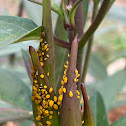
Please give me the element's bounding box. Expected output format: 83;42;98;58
82;1;99;83
69;0;82;16
28;0;64;18
42;0;55;89
79;0;111;47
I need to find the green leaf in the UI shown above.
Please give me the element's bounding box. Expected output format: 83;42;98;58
54;15;68;86
0;16;38;48
88;54;107;80
0;107;32;124
23;0;42;26
88;70;126;111
81;84;95;126
0;41;39;56
110;116;126;126
90;92;109;126
22;49;33;83
0;67;32;110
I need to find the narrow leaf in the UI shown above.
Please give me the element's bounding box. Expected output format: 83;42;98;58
22;49;33;83
90;92;109;126
29;46;55;96
81;83;95;126
110;116;126;126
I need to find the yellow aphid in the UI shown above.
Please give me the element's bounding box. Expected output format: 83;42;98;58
44;85;47;89
40;74;44;78
49;87;53;93
77;74;80;77
46;48;49;51
47;72;49;76
31;65;34;70
64;65;68;69
68;54;70;57
54;96;57;102
82;120;84;124
61;80;64;85
80;100;83;103
39;122;43;126
46;54;49;58
66;61;69;65
36;116;41;121
46;94;50;99
44;58;47;60
45;110;49;114
58;95;63;102
46;121;51;125
57;101;61;105
53;104;58;110
75;69;78;74
40;38;43;42
49;100;54;107
58;112;60;115
37;100;41;104
58;88;63;95
38;122;43;126
33;86;37;91
31;96;35;101
40;62;44;66
42;52;44;55
64;76;68;83
77;96;80;99
49;115;52;119
69;91;73;97
63;88;66;93
76;90;80;95
44;45;48;49
74;78;79;82
50;111;53;114
36;94;41;100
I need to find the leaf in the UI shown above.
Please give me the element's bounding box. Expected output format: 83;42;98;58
54;14;68;85
110;116;126;126
81;84;95;126
0;41;39;56
88;70;126;111
0;16;38;48
89;92;109;126
0;108;32;124
88;53;107;80
0;67;32;110
22;49;33;83
23;0;42;26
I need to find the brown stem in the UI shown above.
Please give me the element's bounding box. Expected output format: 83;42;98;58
79;0;111;47
53;36;71;49
82;1;99;83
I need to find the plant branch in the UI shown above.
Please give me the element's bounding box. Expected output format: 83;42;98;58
79;0;111;47
53;36;71;49
82;1;99;83
28;0;64;18
70;0;82;16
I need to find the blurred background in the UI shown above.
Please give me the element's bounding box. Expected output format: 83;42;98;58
0;0;126;126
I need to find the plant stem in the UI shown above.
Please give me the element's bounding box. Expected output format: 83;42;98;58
82;1;99;83
53;36;71;49
79;0;111;47
28;0;64;18
42;0;55;89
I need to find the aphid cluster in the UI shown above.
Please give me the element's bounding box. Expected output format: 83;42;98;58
31;36;82;126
